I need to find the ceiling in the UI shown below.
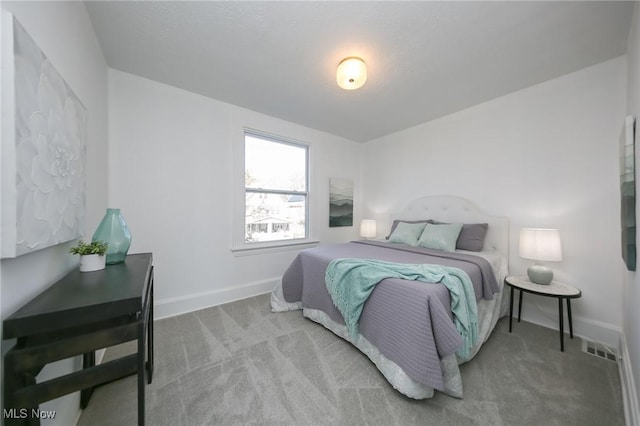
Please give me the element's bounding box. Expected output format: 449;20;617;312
85;1;634;142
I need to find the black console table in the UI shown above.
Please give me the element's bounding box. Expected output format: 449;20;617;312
3;253;154;426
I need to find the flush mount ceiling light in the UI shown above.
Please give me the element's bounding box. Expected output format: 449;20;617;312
336;57;367;90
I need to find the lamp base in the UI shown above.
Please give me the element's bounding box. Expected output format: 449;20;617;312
527;265;553;285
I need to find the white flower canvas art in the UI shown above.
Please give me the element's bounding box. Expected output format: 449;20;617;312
1;13;86;258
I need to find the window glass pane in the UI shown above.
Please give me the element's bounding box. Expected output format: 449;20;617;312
245;135;306;191
245;192;306;242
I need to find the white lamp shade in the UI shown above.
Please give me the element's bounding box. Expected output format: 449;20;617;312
519;228;562;261
360;219;377;238
337;57;367;90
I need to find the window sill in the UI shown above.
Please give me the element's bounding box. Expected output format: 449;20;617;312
231;239;319;257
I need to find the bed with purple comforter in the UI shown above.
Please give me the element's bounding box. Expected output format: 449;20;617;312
270;196;509;399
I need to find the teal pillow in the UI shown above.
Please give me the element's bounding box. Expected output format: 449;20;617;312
388;221;427;246
417;223;463;252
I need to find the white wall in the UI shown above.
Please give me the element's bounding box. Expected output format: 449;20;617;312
0;3;631;423
624;3;640;424
108;69;363;319
0;2;109;425
363;57;626;346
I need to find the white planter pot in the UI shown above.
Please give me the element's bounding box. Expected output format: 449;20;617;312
79;254;106;272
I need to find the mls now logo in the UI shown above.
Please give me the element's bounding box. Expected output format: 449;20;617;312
3;408;56;419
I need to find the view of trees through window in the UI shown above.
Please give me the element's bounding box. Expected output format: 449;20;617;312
245;133;308;243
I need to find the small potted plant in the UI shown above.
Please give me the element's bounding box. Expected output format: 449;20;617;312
69;240;109;272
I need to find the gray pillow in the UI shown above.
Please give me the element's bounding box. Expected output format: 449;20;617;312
457;223;489;251
431;220;489;251
386;219;433;239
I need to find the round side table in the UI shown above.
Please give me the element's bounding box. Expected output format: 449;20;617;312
504;275;582;352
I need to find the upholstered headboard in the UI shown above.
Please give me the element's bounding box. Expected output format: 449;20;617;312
390;195;509;258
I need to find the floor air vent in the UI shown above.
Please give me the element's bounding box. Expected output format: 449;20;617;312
581;339;617;362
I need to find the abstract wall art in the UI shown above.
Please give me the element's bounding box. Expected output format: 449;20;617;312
329;178;353;227
1;13;86;258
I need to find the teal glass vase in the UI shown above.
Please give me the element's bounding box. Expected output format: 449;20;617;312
92;208;132;264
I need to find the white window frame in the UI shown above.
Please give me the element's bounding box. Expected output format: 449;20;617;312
232;128;317;255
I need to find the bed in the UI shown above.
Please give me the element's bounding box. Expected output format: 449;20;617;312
270;195;509;399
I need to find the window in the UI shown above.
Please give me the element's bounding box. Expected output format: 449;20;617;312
244;132;308;244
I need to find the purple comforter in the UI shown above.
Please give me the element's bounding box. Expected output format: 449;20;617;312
281;240;499;392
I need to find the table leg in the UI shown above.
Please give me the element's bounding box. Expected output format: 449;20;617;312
137;320;146;426
147;284;154;384
518;290;523;322
4;354;22;426
4;348;41;426
80;351;96;408
567;298;574;339
558;298;564;352
509;285;514;332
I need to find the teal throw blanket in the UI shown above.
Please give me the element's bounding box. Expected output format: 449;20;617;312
325;258;478;360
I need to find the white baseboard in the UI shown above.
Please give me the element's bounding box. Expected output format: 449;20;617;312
522;302;621;348
619;332;640;426
153;277;280;319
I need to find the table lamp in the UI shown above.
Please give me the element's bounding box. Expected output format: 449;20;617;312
519;228;562;285
360;219;377;239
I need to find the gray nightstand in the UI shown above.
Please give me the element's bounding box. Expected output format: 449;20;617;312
504;275;582;352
